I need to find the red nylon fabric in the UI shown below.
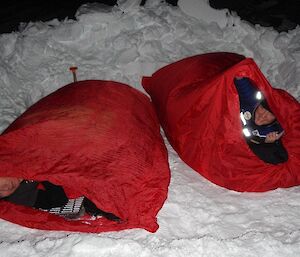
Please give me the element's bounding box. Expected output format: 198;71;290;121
0;80;170;233
142;52;300;192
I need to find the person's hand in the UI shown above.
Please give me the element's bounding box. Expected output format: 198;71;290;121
0;177;22;198
265;131;284;143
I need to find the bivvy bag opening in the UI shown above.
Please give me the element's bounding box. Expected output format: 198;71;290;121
142;52;300;192
0;80;170;233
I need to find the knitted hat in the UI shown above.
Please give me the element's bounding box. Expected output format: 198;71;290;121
259;99;272;113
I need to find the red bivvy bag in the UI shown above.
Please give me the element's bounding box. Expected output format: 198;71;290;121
142;52;300;192
0;80;170;233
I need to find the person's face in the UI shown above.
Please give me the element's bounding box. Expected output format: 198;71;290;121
254;104;276;126
0;177;22;198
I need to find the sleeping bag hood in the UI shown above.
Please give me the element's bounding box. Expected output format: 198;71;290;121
0;80;170;233
142;52;300;192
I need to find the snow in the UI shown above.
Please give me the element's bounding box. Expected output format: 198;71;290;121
0;0;300;256
178;0;229;28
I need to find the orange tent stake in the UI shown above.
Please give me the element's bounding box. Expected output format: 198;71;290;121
69;66;78;82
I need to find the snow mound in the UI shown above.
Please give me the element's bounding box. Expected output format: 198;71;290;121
0;0;299;256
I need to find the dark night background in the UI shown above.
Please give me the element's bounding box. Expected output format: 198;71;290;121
0;0;299;34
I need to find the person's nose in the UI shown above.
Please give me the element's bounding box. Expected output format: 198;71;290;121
261;111;267;119
256;111;267;124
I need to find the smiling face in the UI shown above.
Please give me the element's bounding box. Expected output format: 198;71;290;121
254;104;276;126
0;177;22;198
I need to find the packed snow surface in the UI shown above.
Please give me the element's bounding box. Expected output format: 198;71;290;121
0;0;300;256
